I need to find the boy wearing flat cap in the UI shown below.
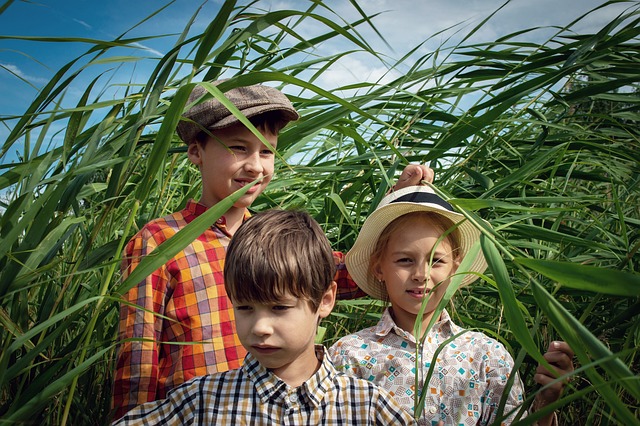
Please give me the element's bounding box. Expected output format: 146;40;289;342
112;81;299;420
111;80;433;420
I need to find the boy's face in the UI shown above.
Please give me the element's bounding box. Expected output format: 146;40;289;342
233;283;336;386
374;215;459;332
187;123;277;211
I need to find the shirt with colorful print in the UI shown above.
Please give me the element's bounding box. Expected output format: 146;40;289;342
329;308;526;426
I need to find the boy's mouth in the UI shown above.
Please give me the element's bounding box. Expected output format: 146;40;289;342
235;178;262;192
236;178;258;186
251;344;279;355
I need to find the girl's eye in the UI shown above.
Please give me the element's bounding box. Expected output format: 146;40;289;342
396;257;413;264
432;257;449;266
260;149;274;156
235;305;252;311
229;145;247;152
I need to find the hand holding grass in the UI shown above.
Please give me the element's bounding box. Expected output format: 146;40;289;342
533;341;575;426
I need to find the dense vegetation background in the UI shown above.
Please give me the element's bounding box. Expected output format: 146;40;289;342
0;0;638;424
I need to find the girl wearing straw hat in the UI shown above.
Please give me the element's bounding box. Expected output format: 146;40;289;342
329;185;573;426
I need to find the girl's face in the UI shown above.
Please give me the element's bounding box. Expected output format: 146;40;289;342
373;214;459;333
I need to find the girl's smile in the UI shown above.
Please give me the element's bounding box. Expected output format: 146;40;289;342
406;287;430;298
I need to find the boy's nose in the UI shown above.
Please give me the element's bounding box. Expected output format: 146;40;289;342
251;315;273;336
243;151;264;174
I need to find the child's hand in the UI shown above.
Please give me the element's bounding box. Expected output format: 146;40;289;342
393;164;434;191
535;341;574;401
532;341;574;425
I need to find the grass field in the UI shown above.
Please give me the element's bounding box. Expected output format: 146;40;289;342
1;1;639;424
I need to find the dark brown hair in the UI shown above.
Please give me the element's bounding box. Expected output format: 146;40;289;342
224;209;335;312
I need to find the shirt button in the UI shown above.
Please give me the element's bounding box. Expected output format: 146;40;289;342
429;406;437;414
289;393;298;403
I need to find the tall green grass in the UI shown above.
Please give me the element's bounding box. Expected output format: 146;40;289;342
1;0;639;424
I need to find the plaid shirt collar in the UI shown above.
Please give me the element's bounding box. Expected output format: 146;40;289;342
185;199;210;217
243;345;336;408
185;199;252;230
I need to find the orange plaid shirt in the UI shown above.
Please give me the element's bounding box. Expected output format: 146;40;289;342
112;200;361;420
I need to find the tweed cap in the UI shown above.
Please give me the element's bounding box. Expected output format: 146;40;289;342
176;82;299;144
345;185;488;300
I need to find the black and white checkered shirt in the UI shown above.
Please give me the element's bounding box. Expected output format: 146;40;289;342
113;346;416;425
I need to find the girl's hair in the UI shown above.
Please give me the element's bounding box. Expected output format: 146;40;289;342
194;111;289;145
224;209;335;312
368;211;462;279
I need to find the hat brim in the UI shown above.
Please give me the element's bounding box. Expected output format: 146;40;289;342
345;196;488;301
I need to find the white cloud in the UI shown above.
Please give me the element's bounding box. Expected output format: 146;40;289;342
0;63;49;85
130;42;165;58
72;18;92;30
270;0;632;93
329;0;620;53
315;54;401;91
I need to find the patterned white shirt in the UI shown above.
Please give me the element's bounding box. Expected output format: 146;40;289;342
329;308;525;426
113;346;416;425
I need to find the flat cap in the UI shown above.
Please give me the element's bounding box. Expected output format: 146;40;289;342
176;82;299;144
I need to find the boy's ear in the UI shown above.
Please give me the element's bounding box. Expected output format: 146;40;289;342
318;282;337;319
187;142;202;166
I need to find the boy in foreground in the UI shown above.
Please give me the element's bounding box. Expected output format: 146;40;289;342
113;209;417;425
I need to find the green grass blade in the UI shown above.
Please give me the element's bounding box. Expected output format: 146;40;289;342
516;258;640;296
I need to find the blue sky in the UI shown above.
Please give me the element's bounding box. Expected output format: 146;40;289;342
0;0;629;166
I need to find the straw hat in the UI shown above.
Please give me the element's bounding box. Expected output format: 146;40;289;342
345;185;488;300
176;81;300;144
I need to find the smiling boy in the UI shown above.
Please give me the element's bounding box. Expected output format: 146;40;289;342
180;83;294;232
113;210;416;425
112;82;301;419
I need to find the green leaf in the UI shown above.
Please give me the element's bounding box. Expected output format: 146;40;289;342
516;258;640;296
480;236;542;360
531;282;640;421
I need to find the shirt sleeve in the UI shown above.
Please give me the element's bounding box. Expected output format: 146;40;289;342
111;230;169;420
480;343;527;425
112;378;202;426
333;251;366;300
